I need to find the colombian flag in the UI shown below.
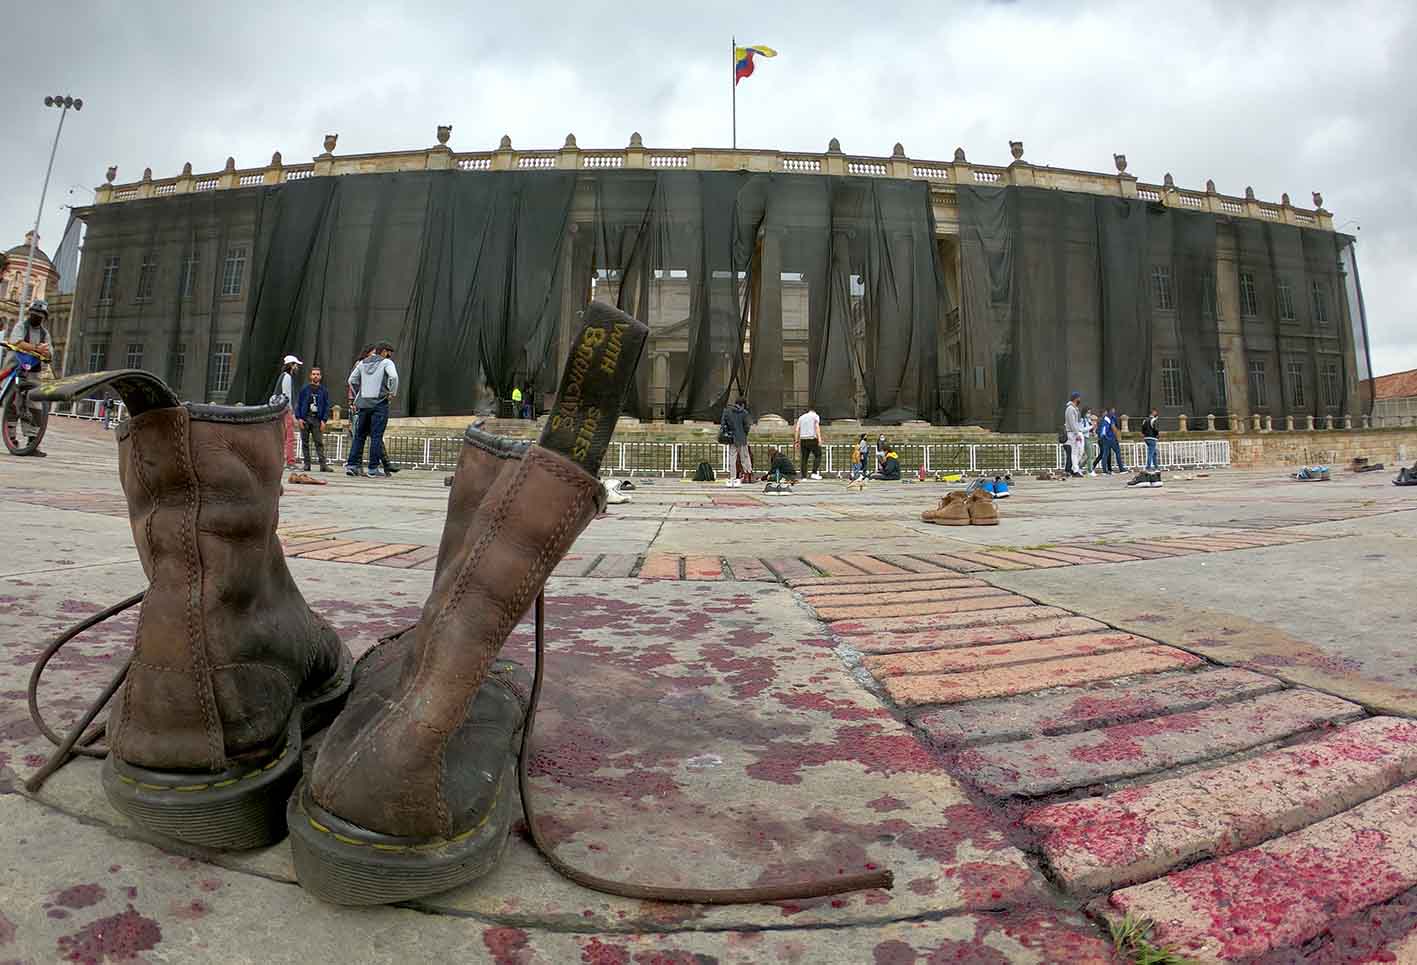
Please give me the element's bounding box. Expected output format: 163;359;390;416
734;45;777;85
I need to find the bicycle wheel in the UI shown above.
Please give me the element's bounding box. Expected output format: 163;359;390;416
2;383;48;456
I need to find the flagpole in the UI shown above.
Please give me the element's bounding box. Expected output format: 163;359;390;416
731;36;737;151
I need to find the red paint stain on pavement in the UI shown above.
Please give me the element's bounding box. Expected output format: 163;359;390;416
1046;694;1163;729
1069;712;1204;764
1028;804;1152;868
55;906;161;963
745;723;938;785
581;938;631;965
168;899;208;921
50;884;106;910
868;795;908;812
873;939;919;964
0;912;13;946
483;927;531;965
954;862;1036;906
632;951;715;965
775;691;886;721
907;877;938;895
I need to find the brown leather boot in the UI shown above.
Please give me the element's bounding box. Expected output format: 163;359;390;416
31;370;353;850
921;491;969;525
290;303;648;905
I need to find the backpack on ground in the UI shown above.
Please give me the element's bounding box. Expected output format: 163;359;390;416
693;461;716;482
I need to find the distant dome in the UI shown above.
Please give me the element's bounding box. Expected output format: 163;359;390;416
4;240;54;270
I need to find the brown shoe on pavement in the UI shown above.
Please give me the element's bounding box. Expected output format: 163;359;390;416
28;369;353;850
967;489;1000;526
922;491;969;525
289;303;648;905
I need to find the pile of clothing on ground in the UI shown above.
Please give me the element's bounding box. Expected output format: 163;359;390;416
1294;466;1332;481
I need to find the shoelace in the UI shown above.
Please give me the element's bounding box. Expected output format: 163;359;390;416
26;590;893;904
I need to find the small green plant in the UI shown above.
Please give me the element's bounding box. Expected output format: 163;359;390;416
1109;913;1197;965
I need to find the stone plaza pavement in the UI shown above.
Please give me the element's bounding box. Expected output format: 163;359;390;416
2;419;1416;963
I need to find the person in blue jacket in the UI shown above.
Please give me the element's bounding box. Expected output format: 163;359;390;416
295;367;332;472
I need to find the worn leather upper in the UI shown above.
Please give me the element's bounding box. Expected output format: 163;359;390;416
108;404;346;771
311;440;604;838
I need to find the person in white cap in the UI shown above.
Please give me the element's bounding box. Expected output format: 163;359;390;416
272;354;303;469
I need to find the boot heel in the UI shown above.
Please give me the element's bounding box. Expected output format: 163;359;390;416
287;773;516;906
102;725;303;851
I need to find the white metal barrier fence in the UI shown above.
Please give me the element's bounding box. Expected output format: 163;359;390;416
47;403;1232;476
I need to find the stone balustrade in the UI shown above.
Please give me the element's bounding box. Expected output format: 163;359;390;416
91;131;1336;231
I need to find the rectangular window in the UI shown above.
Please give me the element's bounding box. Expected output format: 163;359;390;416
1311;280;1329;323
1239;271;1259;317
87;339;109;373
220;246;247;297
1248;358;1268;408
1287;360;1305;408
98;255;120;304
1277;279;1296;321
179;251;199;298
210;341;234;394
125;342;144;370
1151;265;1174;311
1161;357;1183;407
1202;273;1218;320
1323;360;1341;407
1215;361;1228;411
172;343;186;387
136;254;156;302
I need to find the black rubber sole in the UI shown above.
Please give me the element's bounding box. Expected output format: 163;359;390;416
286;762;516;906
101;648;353;851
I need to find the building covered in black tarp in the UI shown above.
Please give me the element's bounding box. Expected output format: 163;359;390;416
65;136;1370;433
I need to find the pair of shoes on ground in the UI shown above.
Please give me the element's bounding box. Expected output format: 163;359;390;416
1125;471;1164;489
968;476;1010;499
1294;466;1331;481
27;307;649;907
604;478;631;504
1395;466;1417;487
921;489;998;526
345;465;388;478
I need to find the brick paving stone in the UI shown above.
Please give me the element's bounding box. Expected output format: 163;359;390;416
788;571;977;589
1008;548;1095;565
829;605;1075;637
296;540;385;561
801;554;869;576
1114;540;1202;556
798;577;989;600
863;631;1153;679
722;557;776;581
1151;537;1258;552
805;585;1010;610
1058;546;1147;563
812;589;1025;622
279;524;349;538
836;553;911;575
873;554;957;574
279;536;337;553
333;542;424;564
1028;716;1417;894
371;544;441;569
943;550;1028;570
971;549;1072;568
955;689;1364;797
847;616;1108;655
905;553;993;573
1106;779;1417;962
588;554;639;578
550;554;599;578
881;646;1203;709
764;556;819;581
638;553;683;580
1088;543;1177;560
683;555;724;580
912;667;1280;748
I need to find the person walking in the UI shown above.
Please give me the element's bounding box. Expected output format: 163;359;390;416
722;397;753;486
511;384;523;420
1083;410;1100;476
1064;392;1085;477
346;342;399;478
1097;407;1127;474
1142;408;1161;471
295;367;332;472
794;405;822;480
273;355;302;470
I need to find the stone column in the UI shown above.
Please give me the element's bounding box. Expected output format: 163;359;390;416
1263;415;1273;433
1178;414;1189;433
1232;414;1244;434
1362;413;1371;429
1285;415;1295;431
1343;414;1353;430
1325;414;1335;430
1305;414;1316;431
650;352;669;421
792;358;809;413
1206;413;1216;432
748;231;785;418
1252;414;1262;432
1119;414;1131;433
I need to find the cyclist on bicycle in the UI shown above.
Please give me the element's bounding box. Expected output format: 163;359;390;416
4;299;53;457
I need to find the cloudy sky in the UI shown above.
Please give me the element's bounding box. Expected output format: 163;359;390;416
7;0;1413;375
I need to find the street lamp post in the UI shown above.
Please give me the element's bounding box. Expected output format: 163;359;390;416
15;94;82;333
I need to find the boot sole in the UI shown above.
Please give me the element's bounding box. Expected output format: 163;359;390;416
286;761;516;906
102;648;354;851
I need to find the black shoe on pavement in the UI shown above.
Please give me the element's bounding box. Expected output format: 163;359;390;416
1126;472;1147;488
